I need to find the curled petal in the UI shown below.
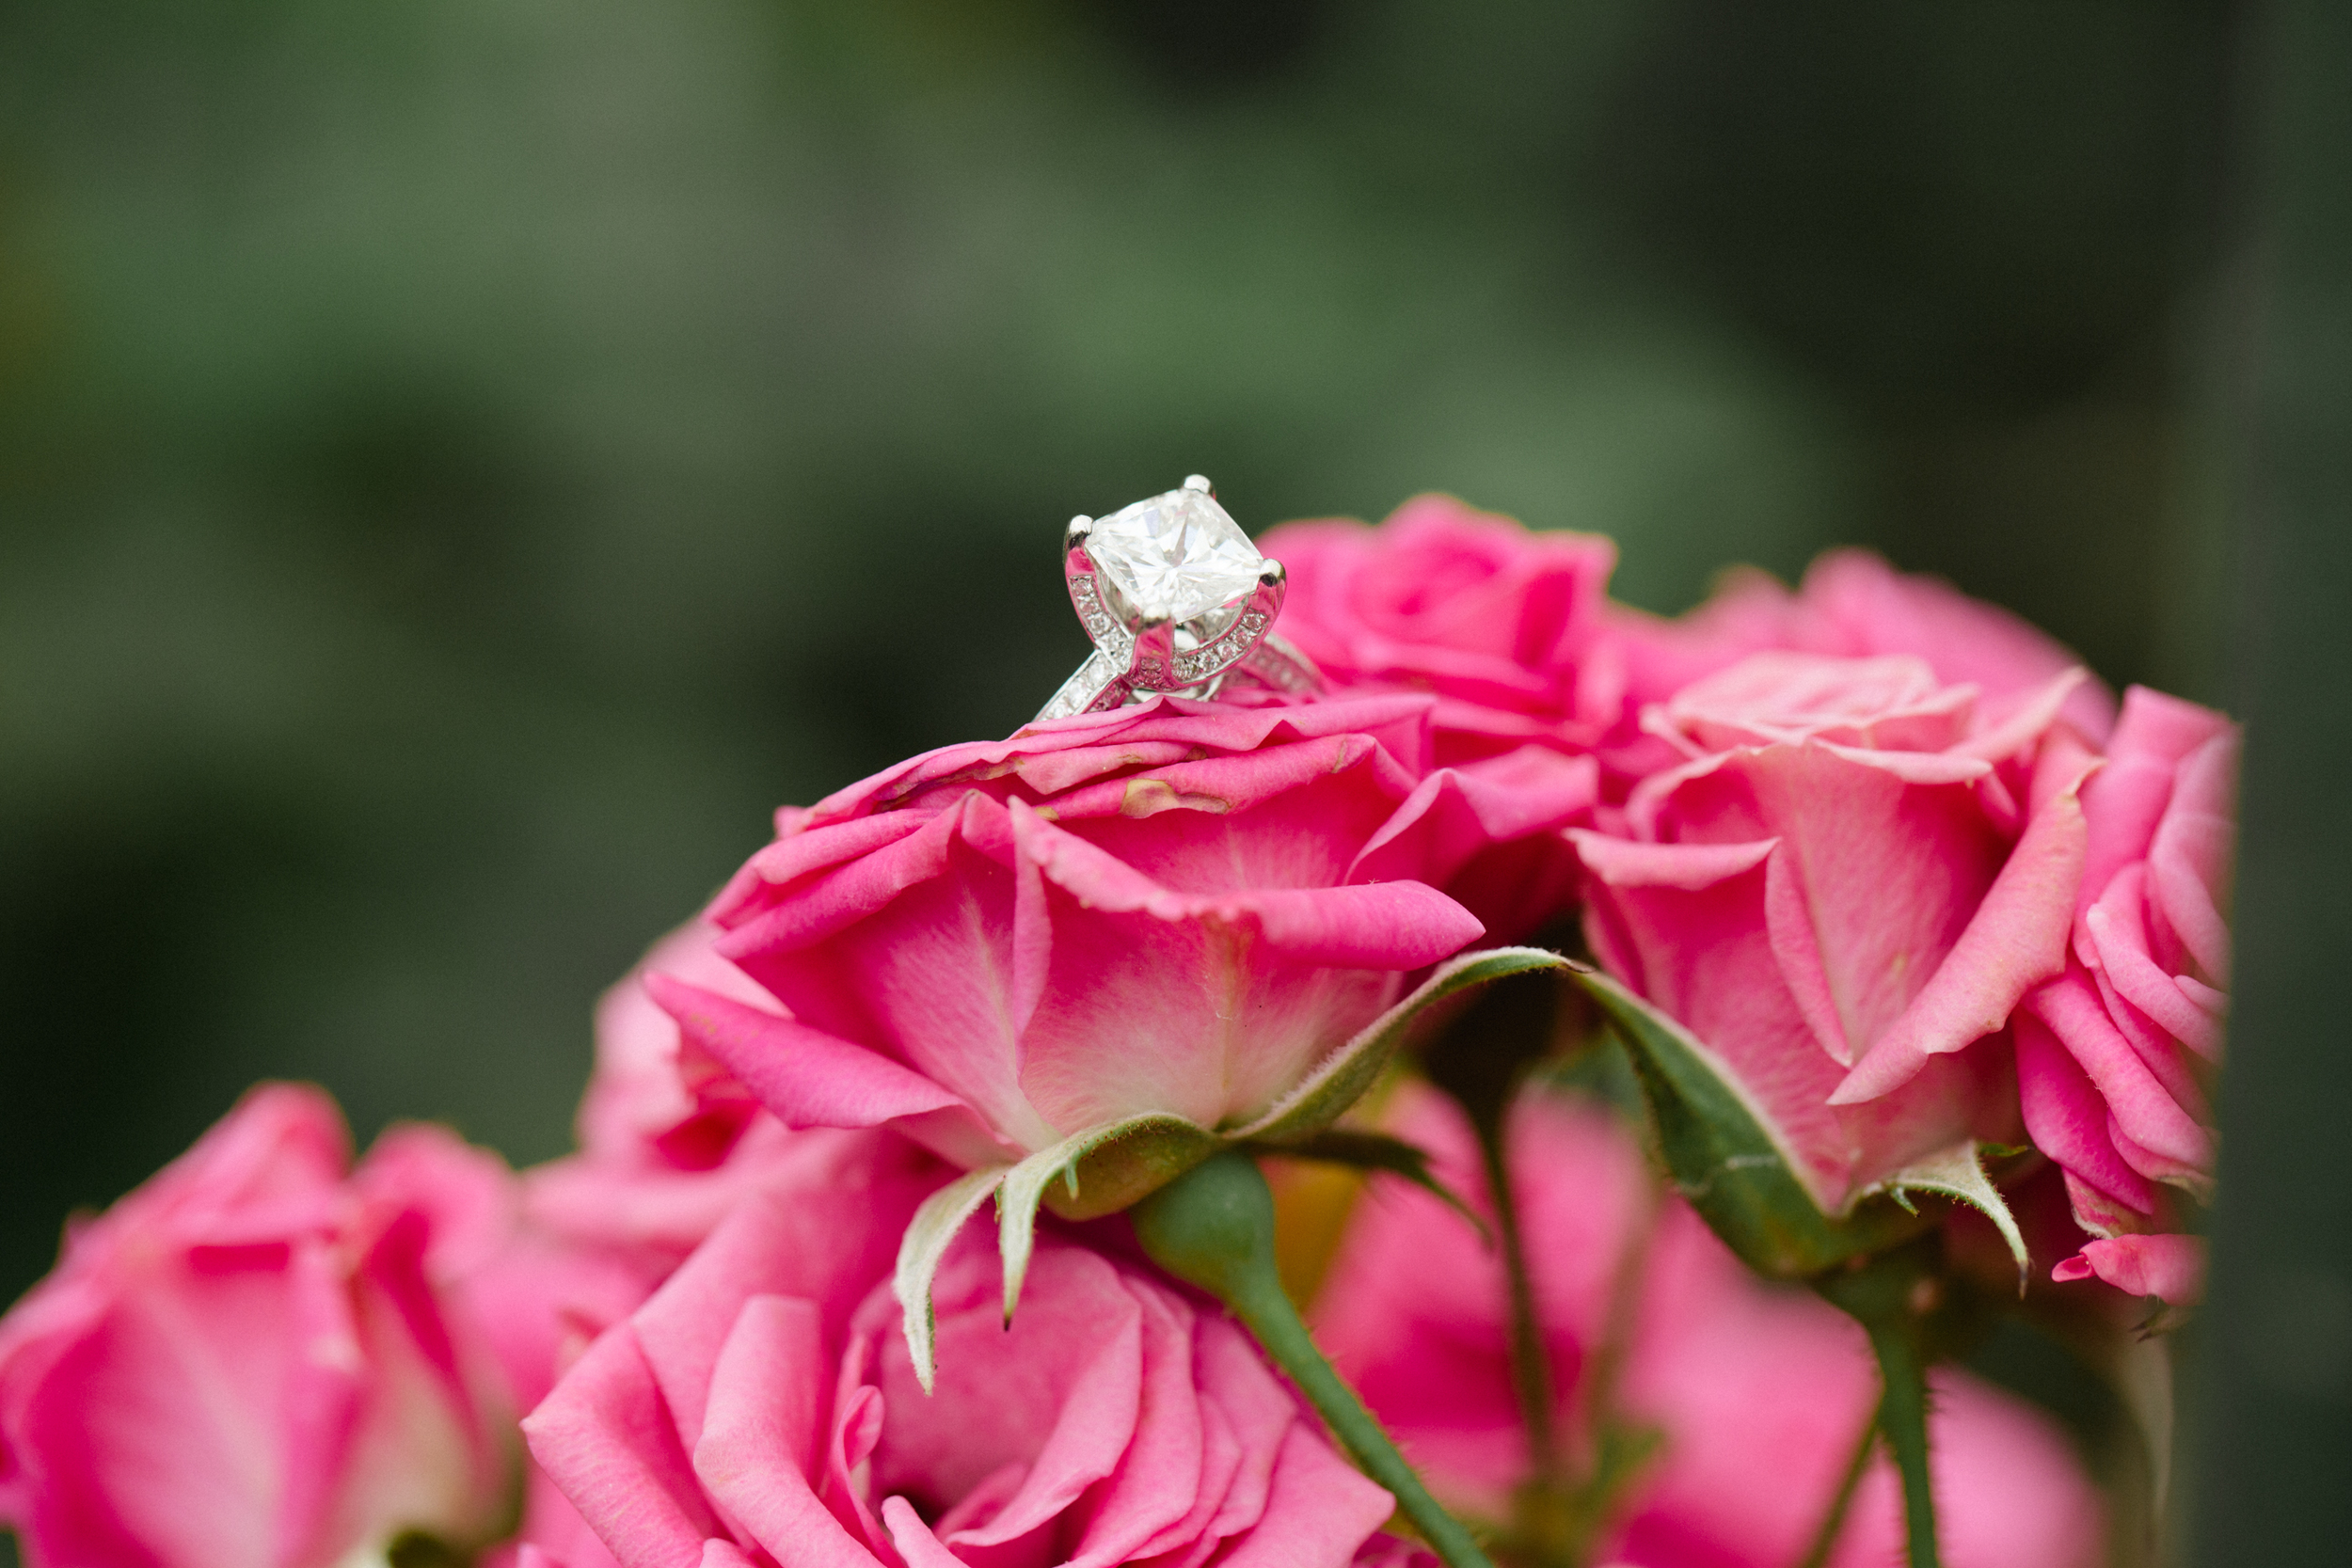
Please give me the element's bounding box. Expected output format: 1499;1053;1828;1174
691;1295;873;1567
2029;970;2215;1183
1009;799;1483;970
1832;768;2086;1104
2085;874;2224;1056
2053;1234;2207;1305
522;1329;723;1568
1569;832;1778;892
647;976;969;1133
2015;1007;2157;1217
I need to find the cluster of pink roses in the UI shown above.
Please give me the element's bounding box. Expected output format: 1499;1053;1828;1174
0;496;2232;1568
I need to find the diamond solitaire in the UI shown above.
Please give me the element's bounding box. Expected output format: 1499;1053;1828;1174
1034;476;1325;723
1084;484;1265;638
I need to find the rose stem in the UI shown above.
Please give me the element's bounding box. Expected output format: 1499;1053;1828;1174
1867;1320;1941;1568
1815;1242;1945;1568
1793;1399;1881;1568
1485;1117;1561;1473
1422;968;1570;1483
1572;1156;1661;1478
1134;1151;1499;1568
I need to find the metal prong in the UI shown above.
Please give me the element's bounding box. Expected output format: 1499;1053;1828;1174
1182;474;1212;495
1066;515;1093;547
1257;559;1285;589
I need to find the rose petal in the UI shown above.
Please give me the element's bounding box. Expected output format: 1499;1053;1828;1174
1764;843;1855;1067
2014;1007;2157;1217
2053;1234;2207;1304
2084;878;2223;1055
1568;832;1778;892
1832;768;2084;1104
1009;799;1482;970
647;976;969;1134
1207;1423;1396;1568
2028;970;2215;1181
522;1330;721;1568
691;1295;873;1567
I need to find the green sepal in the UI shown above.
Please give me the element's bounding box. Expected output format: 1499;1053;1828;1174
1570;965;1926;1277
1862;1141;2028;1292
1236;946;1570;1146
999;1114;1224;1323
903;947;1569;1371
893;1166;1007;1393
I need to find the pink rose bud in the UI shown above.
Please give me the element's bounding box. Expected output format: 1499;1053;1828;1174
1312;1085;2107;1568
2019;686;2236;1306
522;919;839;1274
663;695;1580;1173
1258;498;1619;938
1259;495;1624;767
520;1134;1399;1568
0;1085;514;1568
573;918;775;1172
1571;649;2095;1215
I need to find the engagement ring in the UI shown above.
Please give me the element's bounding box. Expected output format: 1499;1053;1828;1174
1035;475;1325;722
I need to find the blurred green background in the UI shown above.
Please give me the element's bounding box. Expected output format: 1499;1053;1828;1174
0;0;2273;1510
0;1;2240;1285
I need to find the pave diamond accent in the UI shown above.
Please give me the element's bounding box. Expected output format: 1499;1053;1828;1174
1084;486;1263;631
1036;646;1127;722
1166;607;1271;687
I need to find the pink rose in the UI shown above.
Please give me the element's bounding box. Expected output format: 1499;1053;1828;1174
0;1085;515;1568
1254;497;1616;937
524;920;832;1273
1258;495;1622;767
428;1176;654;1568
662;696;1582;1173
1311;1085;2106;1568
521;1135;1401;1568
462;1219;650;1568
2018;686;2236;1306
487;924;898;1568
1570;650;2095;1212
1606;548;2117;786
574;919;773;1171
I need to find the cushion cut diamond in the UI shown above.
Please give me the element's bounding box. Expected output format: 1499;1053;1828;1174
1085;487;1263;626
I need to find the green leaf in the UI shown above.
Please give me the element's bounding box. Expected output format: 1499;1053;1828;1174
1249;1127;1492;1243
1865;1141;2028;1291
1570;965;1924;1277
999;1114;1224;1323
1236;946;1570;1147
893;1166;1006;1393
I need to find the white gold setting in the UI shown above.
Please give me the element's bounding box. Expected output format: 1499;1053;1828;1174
1036;475;1325;722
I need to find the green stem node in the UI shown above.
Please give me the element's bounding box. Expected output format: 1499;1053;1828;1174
1134;1151;1499;1568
